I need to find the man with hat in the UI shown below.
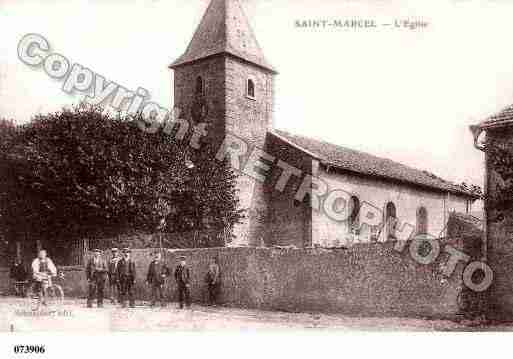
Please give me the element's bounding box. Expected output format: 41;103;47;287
108;247;121;304
174;255;191;309
146;251;170;307
117;248;137;308
206;256;221;306
86;249;108;308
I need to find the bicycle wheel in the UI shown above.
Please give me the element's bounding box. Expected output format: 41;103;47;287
46;285;64;307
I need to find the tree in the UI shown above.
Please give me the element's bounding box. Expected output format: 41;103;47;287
0;118;17;152
0;106;243;248
483;140;513;222
0;118;19;261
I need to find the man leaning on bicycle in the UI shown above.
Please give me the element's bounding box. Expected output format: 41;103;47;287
31;250;57;306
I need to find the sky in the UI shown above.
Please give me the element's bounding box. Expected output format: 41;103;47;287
2;0;513;191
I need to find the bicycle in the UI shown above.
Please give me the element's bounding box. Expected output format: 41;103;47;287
25;271;65;310
11;280;29;297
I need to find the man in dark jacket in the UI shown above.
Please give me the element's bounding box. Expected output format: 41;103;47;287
10;259;27;297
146;251;170;307
117;248;136;308
86;249;108;308
174;256;191;309
108;248;121;304
206;257;220;306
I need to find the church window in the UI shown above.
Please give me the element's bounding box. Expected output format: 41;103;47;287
385;202;397;241
195;76;204;96
348;196;360;233
247;78;255;99
416;207;428;235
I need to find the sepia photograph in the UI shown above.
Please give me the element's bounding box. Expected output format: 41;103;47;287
1;0;513;356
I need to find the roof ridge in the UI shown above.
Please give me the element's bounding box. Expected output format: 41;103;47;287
271;129;477;198
274;129;439;175
475;103;513;129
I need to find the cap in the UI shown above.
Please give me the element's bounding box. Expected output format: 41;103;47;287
93;249;101;253
111;247;119;252
123;248;131;253
178;255;186;260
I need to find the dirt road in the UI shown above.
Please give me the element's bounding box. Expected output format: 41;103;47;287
0;297;504;332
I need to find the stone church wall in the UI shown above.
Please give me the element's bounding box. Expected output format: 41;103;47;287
172;56;227;143
263;133;316;248
224;57;274;145
312;169;472;248
173;55;275;247
224;57;275;246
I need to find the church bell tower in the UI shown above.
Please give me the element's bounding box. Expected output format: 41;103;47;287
170;0;277;245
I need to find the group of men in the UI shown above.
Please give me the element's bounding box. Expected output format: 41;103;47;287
86;248;221;309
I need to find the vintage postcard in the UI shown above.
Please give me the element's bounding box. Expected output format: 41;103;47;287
1;0;513;356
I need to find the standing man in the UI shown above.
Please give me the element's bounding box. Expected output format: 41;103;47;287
206;257;220;306
86;249;108;308
10;258;27;297
146;251;170;307
174;255;191;309
117;248;136;308
108;248;121;304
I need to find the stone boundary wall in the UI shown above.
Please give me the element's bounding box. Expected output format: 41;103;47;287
0;242;472;319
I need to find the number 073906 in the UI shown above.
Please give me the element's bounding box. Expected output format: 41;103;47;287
13;345;46;354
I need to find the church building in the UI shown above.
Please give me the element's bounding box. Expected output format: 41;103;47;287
170;0;479;248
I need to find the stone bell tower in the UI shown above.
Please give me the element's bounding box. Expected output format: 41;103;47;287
170;0;277;245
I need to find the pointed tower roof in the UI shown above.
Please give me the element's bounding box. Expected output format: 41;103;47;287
170;0;276;73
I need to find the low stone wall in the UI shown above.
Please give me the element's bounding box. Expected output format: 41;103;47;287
162;244;467;318
0;242;471;319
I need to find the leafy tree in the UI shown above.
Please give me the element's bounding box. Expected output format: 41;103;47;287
0;118;19;261
0;106;243;248
483;140;513;222
0;118;17;152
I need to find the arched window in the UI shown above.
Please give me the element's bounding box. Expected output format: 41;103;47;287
385;202;397;241
195;76;204;96
348;196;360;233
247;79;255;98
416;207;428;235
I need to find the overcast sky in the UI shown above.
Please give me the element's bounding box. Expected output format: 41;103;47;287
2;0;513;191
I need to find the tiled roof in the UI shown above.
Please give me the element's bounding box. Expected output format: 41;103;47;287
270;130;478;198
475;104;513;130
170;0;276;73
